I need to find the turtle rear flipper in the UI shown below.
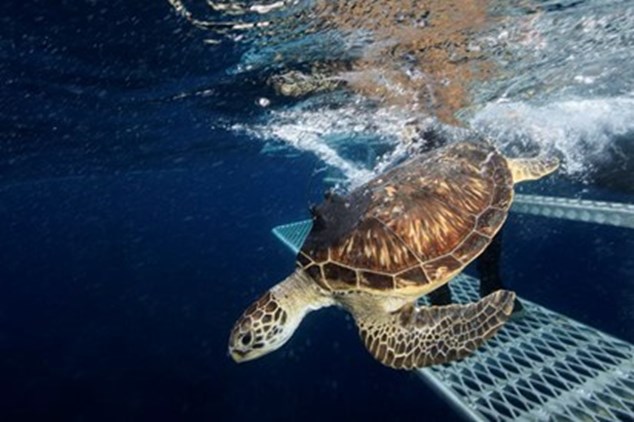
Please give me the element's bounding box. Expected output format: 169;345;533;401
355;290;515;369
507;156;560;183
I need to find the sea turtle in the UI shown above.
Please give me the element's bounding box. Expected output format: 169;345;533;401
229;141;559;369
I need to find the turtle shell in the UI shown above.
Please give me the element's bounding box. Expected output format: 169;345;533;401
298;141;514;295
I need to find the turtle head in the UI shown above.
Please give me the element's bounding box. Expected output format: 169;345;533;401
229;290;293;363
228;271;333;363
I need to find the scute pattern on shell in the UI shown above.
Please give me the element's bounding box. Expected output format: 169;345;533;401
300;141;514;293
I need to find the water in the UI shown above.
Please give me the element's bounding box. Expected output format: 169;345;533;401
1;1;633;421
194;0;634;185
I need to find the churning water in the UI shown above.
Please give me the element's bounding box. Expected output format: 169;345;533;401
170;0;634;187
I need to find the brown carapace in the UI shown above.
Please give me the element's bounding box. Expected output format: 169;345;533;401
300;141;517;297
229;141;559;370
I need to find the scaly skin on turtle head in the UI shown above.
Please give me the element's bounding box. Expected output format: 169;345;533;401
228;270;334;362
228;290;291;362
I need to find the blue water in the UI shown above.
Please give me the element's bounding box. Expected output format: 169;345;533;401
1;1;633;421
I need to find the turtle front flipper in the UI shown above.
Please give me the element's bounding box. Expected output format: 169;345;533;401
354;290;515;369
507;156;560;183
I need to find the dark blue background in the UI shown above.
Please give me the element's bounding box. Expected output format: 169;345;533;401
1;1;632;421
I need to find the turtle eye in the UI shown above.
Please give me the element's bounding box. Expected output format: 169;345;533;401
241;333;252;346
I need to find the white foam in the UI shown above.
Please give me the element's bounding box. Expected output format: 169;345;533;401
239;94;634;187
236;99;424;186
470;96;634;175
220;0;634;187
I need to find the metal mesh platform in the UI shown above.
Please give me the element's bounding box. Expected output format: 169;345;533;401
513;194;634;229
419;275;634;422
272;220;313;254
271;202;634;422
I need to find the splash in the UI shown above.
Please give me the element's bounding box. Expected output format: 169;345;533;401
234;96;425;186
169;0;634;187
471;96;634;176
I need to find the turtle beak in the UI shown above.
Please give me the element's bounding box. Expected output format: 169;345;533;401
229;348;248;363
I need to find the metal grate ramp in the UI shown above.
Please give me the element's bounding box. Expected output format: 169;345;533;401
513;194;634;229
419;275;634;422
272;220;314;254
270;199;634;422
